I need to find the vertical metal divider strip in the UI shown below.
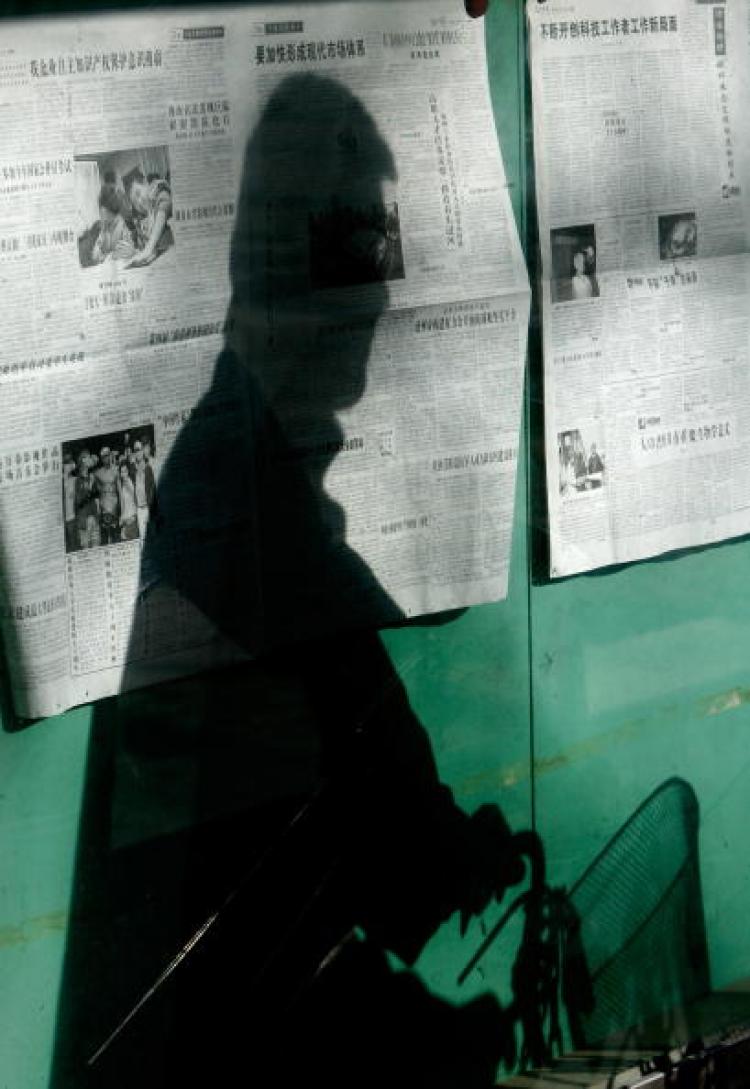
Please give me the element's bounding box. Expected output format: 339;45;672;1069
520;3;537;835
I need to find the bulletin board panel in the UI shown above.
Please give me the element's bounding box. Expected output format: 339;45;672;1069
0;3;533;1087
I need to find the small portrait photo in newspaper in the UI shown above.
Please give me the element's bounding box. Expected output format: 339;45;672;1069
62;426;157;554
308;197;405;290
558;428;605;498
658;212;697;261
75;145;174;270
550;224;600;303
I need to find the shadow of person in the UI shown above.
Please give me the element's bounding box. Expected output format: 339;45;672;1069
54;74;525;1089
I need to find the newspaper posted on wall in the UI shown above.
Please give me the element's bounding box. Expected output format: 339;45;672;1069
527;0;750;577
0;1;530;719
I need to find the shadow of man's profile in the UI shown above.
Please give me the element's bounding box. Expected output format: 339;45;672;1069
139;72;406;651
73;74;525;1088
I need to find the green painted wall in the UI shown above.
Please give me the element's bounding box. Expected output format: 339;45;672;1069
0;706;91;1089
531;542;750;993
2;2;750;1086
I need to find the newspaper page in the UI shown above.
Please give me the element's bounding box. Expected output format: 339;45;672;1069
528;0;750;577
0;1;530;719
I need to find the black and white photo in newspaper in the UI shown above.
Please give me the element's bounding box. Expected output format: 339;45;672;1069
528;0;750;577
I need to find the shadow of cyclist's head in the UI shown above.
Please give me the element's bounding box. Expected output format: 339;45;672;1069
142;73;404;653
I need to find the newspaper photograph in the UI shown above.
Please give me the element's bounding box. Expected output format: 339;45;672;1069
0;1;530;718
527;0;750;577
